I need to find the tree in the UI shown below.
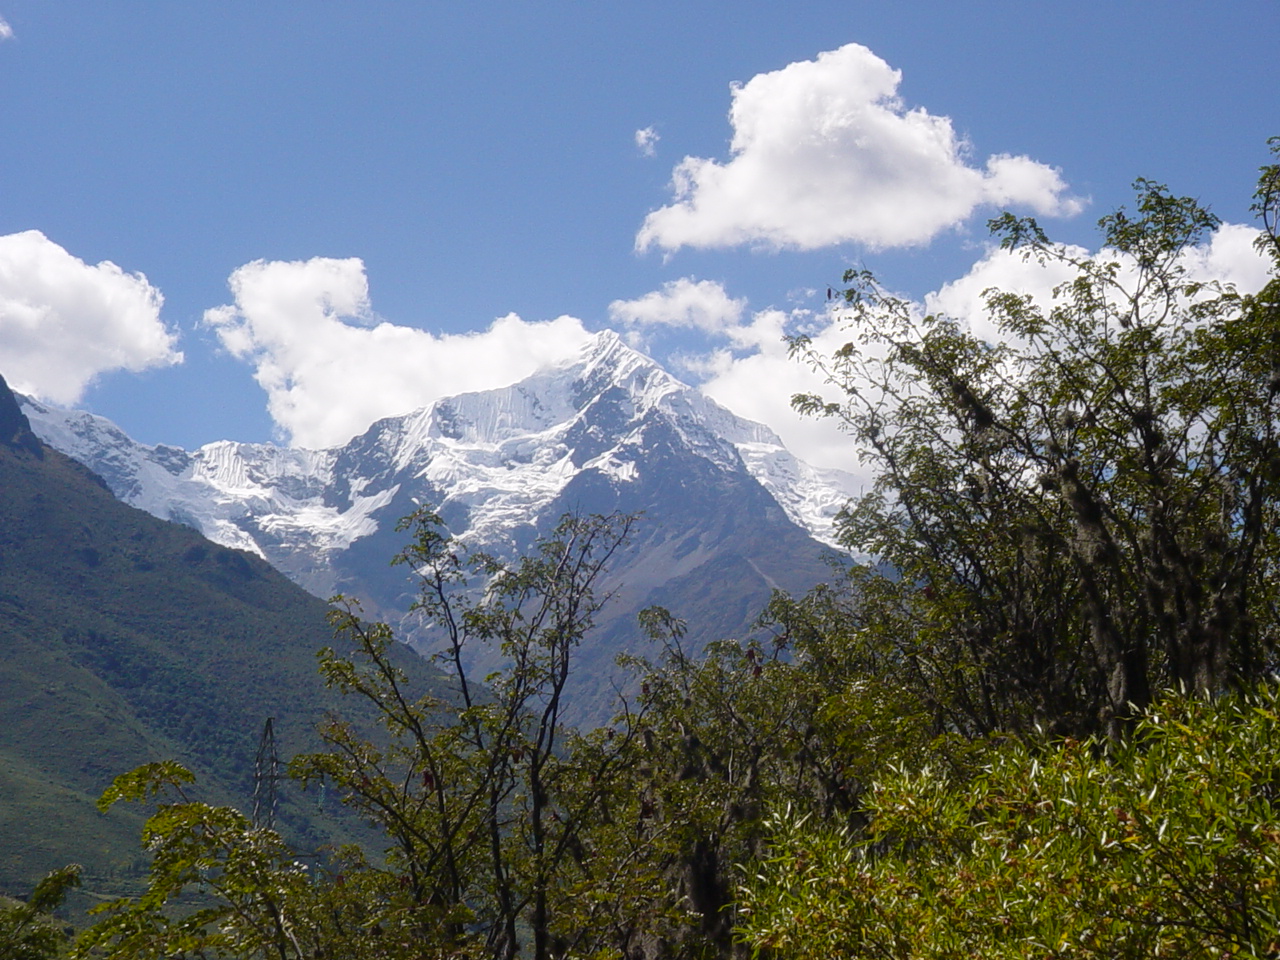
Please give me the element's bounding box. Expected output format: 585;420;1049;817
791;141;1280;737
556;589;942;960
70;512;937;960
0;864;80;960
75;511;642;960
73;762;359;960
295;508;641;960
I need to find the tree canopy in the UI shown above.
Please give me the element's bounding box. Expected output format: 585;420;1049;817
791;139;1280;738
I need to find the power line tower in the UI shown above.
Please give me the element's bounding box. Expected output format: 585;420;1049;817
252;717;279;831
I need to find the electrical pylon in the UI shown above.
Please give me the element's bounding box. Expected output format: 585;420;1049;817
252;717;279;830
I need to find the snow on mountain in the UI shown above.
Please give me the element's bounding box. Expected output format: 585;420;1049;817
20;331;855;589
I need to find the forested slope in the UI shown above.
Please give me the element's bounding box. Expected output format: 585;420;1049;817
0;373;448;907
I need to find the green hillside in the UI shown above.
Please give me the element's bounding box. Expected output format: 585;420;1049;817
0;374;448;913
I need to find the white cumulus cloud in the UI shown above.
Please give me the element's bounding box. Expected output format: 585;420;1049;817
689;304;872;476
609;277;746;335
926;221;1275;343
635;126;659;158
637;43;1082;253
677;222;1273;477
204;256;595;449
0;16;12;41
0;230;181;403
1178;222;1275;292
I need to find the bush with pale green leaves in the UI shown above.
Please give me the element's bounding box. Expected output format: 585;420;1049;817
740;686;1280;959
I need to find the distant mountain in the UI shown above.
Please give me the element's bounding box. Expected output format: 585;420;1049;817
0;373;446;907
22;333;855;719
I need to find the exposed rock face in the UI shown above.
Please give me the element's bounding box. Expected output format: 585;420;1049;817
0;373;43;458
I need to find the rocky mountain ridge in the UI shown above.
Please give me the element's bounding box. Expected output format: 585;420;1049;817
24;334;855;565
21;332;855;717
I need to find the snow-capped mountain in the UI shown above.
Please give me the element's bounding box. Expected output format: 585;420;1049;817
22;332;855;564
21;332;855;717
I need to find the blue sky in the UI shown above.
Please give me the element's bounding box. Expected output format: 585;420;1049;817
0;2;1275;471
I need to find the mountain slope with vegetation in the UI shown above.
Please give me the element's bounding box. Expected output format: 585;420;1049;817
0;373;448;909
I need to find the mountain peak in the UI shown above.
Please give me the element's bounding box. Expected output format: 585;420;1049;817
567;329;667;381
582;327;627;356
0;374;43;459
566;330;686;407
17;347;858;724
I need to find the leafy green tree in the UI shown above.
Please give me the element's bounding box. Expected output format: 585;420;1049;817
294;508;641;960
559;588;943;959
792;141;1280;737
72;762;436;959
73;511;643;960
739;685;1280;959
0;864;80;960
